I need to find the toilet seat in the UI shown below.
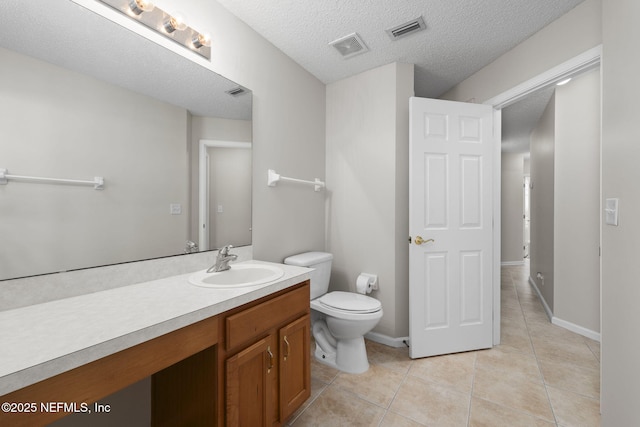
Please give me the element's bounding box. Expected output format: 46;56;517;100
317;291;381;313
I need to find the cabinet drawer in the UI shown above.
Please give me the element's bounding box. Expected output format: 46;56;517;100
226;283;309;350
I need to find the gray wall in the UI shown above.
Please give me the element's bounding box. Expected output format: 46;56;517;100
601;0;640;424
325;62;414;338
501;153;525;263
530;94;556;311
554;68;601;334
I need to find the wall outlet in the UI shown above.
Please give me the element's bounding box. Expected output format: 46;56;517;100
170;203;182;215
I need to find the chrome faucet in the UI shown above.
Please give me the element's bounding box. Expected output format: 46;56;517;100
207;245;238;273
184;240;199;254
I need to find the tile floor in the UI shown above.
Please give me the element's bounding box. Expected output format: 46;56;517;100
288;264;601;427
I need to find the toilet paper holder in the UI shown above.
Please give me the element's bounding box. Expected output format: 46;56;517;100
357;273;378;294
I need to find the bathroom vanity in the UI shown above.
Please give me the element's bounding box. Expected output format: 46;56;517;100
0;261;311;426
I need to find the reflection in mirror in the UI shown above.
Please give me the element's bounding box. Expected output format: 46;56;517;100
198;140;252;252
0;0;252;281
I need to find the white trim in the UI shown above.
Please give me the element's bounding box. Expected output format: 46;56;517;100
483;45;602;109
501;261;526;266
365;332;409;348
484;45;602;349
527;277;601;341
199;140;252;150
528;276;554;321
492;109;502;346
198;139;252;251
552;317;601;342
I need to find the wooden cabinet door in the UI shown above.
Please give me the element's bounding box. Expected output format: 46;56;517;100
279;314;311;422
226;335;277;427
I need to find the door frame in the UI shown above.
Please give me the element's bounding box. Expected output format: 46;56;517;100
482;45;601;345
198;139;252;251
523;175;531;260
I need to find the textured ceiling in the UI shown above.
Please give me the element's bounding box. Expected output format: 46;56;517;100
0;0;251;119
216;0;585;99
217;0;586;153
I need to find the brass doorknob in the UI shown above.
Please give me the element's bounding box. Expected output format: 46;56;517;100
414;236;434;245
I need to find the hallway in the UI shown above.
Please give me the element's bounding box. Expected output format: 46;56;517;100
289;264;601;426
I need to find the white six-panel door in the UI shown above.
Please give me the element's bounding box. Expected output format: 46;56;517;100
409;97;494;359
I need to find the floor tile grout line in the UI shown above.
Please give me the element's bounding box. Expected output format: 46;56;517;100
516;270;560;426
288;373;332;425
582;335;601;362
466;349;479;426
376;355;416;426
289;348;341;425
489;271;569;426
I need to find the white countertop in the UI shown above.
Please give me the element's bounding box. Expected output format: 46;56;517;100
0;260;312;396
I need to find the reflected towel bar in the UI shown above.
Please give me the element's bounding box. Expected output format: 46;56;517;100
267;169;325;192
0;168;105;190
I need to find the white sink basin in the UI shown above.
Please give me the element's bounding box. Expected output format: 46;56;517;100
188;263;285;288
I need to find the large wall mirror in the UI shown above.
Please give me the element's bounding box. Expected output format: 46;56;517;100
0;0;252;281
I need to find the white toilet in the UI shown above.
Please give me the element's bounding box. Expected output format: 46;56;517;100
284;252;383;374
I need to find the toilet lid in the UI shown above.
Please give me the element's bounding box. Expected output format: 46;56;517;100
318;291;381;313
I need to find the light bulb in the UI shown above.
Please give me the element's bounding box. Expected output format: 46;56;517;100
128;0;154;15
192;33;211;49
163;12;187;33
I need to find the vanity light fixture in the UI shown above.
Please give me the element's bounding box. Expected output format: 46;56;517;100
128;0;154;15
96;0;211;60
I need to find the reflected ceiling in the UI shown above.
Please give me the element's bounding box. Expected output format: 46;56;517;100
0;0;251;119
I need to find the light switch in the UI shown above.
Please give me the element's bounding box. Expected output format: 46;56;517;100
605;198;619;226
170;203;182;215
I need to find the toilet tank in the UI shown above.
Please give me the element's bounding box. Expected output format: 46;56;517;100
283;252;333;300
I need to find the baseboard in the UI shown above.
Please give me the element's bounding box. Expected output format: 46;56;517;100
501;261;525;266
552;316;601;342
527;277;601;342
528;276;553;321
364;331;409;348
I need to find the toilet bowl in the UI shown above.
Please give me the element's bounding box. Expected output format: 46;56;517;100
284;252;383;374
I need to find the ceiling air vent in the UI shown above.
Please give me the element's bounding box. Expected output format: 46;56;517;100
386;16;427;41
226;86;248;97
329;32;369;59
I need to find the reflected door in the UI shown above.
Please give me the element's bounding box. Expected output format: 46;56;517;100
523;176;531;259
